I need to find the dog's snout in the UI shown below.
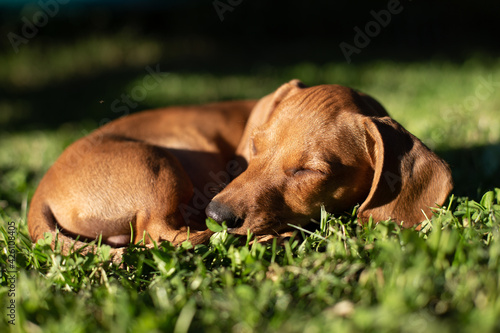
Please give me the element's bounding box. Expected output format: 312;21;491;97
205;201;241;227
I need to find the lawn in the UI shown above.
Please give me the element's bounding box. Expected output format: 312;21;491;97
1;35;500;332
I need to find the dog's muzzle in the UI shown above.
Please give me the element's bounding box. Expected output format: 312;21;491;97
205;201;243;230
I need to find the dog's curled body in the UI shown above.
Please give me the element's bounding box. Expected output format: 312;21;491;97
28;101;255;253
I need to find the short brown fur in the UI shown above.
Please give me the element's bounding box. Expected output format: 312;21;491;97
206;80;453;235
28;101;256;256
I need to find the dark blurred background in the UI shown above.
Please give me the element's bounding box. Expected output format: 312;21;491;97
0;0;499;199
1;0;498;127
2;0;499;63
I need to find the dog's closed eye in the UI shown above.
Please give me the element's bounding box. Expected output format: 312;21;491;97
284;157;332;177
284;167;326;177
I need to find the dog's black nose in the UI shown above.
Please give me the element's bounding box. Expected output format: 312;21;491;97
205;201;240;227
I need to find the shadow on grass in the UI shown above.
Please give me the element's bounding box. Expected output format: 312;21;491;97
0;60;270;132
0;67;154;131
438;144;500;199
1;52;498;199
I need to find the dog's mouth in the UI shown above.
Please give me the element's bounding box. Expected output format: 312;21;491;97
206;200;289;236
227;215;294;237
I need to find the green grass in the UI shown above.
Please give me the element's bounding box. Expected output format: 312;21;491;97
1;35;500;332
2;193;500;332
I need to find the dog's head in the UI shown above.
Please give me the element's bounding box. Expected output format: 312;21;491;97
206;80;453;235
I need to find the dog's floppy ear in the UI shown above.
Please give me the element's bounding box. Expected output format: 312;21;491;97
236;79;306;162
358;116;453;228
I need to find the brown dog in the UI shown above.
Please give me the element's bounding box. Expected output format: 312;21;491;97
206;80;453;235
29;80;453;255
28;100;255;253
